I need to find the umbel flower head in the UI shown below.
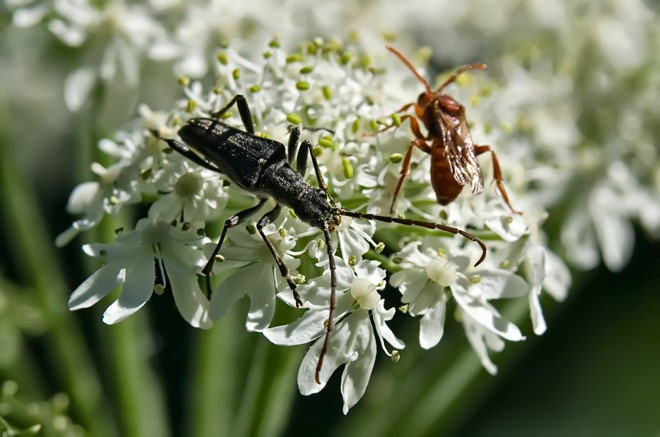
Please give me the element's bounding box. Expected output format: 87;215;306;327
60;38;569;412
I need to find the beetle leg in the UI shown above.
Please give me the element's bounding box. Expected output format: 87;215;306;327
210;94;255;134
202;199;267;295
474;145;521;214
150;130;223;173
390;138;432;213
287;127;301;166
256;205;303;307
301;140;331;196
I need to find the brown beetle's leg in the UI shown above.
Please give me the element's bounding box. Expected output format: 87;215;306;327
376;104;423;135
256;205;303;307
390;137;432;213
474;145;521;214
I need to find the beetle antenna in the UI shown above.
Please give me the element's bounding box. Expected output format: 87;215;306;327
386;45;433;95
339;209;487;266
437;63;487;93
315;227;336;384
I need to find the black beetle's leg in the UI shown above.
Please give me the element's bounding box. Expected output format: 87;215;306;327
150;130;222;172
256;205;303;307
296;139;309;178
302;140;329;194
314;227;336;384
202;198;267;294
210;94;255;135
287;127;300;166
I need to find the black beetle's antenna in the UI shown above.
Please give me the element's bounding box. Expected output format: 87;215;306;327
339;209;487;267
315;227;336;384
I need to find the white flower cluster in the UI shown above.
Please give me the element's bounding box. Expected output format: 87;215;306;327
59;39;568;412
401;0;660;272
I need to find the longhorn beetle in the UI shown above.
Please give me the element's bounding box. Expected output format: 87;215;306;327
152;94;487;384
383;46;520;214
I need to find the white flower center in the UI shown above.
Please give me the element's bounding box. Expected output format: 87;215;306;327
175;172;204;197
425;258;457;286
141;221;171;245
350;278;379;310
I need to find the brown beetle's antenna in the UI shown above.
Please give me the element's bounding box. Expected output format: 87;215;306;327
386;45;433;95
339;209;487;267
315;227;337;384
437;63;487;93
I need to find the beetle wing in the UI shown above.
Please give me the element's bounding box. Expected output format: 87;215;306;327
438;107;484;194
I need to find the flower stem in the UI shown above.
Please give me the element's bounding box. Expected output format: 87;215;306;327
0;100;117;437
83;81;169;437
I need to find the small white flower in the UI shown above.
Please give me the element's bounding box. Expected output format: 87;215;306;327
69;218;211;328
265;259;403;414
391;241;527;368
209;219;300;333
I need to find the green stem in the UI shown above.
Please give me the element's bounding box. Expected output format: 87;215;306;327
81;81;169;437
187;309;240;437
0;101;117;437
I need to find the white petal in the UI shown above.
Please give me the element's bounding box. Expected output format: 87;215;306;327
463;315;498;375
590;187;634;271
562;208;599;269
484;213;527;242
477;270;529;300
102;253;155;324
523;243;546;289
69;263;123;310
55;226;80;247
116;38;140;86
341;319;376;414
12;4;48;27
542;250;571;302
65;181;100;214
209;268;252;320
297;315;354;395
64;68;96;111
418;293;447;349
528;291;546;335
48;18;87;46
264;309;327;346
453;281;525;342
245;265;277;332
163;248;211;329
372;301;405;351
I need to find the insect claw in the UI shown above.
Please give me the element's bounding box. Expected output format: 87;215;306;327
293;290;303;307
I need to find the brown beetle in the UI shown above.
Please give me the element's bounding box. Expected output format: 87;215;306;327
384;46;519;214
